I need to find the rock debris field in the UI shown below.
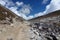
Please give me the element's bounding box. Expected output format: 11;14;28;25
29;22;60;40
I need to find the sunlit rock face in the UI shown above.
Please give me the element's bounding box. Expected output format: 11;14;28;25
0;5;31;40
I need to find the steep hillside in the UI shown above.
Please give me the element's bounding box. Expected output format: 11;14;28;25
0;5;31;40
29;10;60;23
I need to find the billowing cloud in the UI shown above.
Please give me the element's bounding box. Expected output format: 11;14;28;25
9;4;32;20
46;0;60;13
0;0;6;5
33;0;60;19
19;5;31;15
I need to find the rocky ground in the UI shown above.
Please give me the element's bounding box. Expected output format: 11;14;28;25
0;17;60;40
0;18;60;40
0;16;31;40
0;12;60;40
29;22;60;40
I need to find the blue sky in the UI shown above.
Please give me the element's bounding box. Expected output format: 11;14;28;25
13;0;51;15
0;0;60;20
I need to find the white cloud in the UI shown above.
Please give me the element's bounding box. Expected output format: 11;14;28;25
19;5;31;15
0;0;6;5
33;0;60;19
6;2;15;7
9;4;32;20
46;0;60;13
16;2;23;6
27;15;34;20
42;0;48;4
